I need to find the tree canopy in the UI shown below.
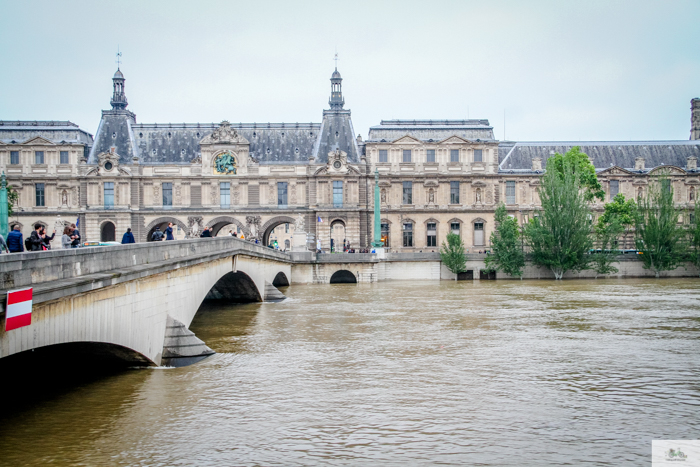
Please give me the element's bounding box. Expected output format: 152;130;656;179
485;203;525;278
440;232;466;279
547;146;604;202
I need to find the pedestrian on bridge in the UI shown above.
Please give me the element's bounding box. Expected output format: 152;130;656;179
70;223;81;248
165;222;175;241
62;226;73;249
121;228;135;244
151;227;165;241
200;226;212;238
7;225;24;253
29;224;43;251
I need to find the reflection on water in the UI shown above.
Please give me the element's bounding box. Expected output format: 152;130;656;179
0;279;699;466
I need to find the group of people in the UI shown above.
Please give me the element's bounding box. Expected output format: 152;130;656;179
149;222;176;241
0;223;81;253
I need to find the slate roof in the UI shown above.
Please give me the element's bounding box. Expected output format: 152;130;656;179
89;110;138;164
0;120;93;145
498;141;700;173
314;110;360;164
367;119;496;142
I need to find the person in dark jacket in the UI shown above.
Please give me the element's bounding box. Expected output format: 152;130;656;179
200;226;212;238
6;225;24;253
165;222;175;240
40;227;56;250
151;227;165;241
122;227;136;244
70;223;81;248
29;224;43;251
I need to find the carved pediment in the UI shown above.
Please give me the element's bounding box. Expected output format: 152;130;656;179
200;121;249;145
472;180;487;187
598;166;634;176
21;136;55;145
391;135;422;145
423;179;439;187
90;151;120;176
325;148;350;174
686;178;700;185
438;135;472;144
648;165;686;176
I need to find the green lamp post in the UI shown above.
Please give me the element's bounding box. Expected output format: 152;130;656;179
371;168;384;248
0;172;8;239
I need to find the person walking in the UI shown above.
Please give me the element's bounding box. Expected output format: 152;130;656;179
61;226;73;249
165;222;175;241
121;227;135;244
6;225;24;253
70;223;81;248
29;224;44;251
200;226;212;238
151;226;165;241
40;227;56;250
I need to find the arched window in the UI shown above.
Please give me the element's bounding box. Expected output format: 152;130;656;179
101;221;116;242
284;239;290;250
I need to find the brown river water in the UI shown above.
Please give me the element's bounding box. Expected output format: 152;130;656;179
0;279;699;466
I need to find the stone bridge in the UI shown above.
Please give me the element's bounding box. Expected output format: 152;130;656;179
0;238;291;367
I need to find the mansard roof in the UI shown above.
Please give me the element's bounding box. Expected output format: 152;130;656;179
367;119;495;142
497;140;700;173
0;120;93;145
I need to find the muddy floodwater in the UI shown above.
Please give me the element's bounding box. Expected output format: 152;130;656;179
0;279;699;466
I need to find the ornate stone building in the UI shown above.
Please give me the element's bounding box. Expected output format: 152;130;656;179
1;68;699;252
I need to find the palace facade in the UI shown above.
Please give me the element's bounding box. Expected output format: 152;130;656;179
1;68;700;251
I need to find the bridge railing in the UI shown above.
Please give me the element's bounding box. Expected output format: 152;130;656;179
0;237;291;294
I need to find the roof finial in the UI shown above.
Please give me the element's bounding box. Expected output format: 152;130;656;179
334;50;338;70
116;46;122;70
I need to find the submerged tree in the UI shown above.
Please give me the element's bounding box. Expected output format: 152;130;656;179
687;202;700;277
592;216;623;277
485;203;525;278
598;193;637;249
635;175;685;277
525;149;593;279
440;232;466;280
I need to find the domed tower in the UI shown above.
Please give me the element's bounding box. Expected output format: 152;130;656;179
329;67;344;110
110;68;128;110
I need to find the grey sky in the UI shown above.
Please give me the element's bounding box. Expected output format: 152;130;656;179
1;0;698;142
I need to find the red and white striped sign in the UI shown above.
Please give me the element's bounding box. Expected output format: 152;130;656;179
5;288;33;331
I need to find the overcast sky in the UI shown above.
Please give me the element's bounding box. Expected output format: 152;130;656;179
1;0;698;142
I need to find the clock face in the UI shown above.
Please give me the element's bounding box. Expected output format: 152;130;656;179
333;161;342;169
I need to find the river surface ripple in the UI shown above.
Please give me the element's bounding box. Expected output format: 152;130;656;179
0;279;699;466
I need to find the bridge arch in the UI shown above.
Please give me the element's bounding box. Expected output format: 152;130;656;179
330;269;357;284
204;270;263;303
261;215;296;246
272;271;290;287
145;216;187;241
208;216;249;237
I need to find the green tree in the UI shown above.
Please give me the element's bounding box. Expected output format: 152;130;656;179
548;146;605;202
7;185;18;217
592;216;623;277
687;202;700;277
598;193;637;249
440;232;466;280
525;150;593;279
634;175;685;277
485;203;525;278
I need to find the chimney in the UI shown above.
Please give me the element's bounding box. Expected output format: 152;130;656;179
688;156;697;170
692;98;700;140
532;157;542;171
635;157;645;171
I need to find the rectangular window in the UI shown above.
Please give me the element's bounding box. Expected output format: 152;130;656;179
506;181;516;204
403;223;413;247
285;223;289;233
35;151;44;165
474;222;484;246
451;222;460;236
10;151;19;165
450;149;459;163
609;180;619;200
162;182;173;207
426;149;435;163
60;151;69;164
450;181;460;204
104;182;114;208
35;183;45;207
278;182;288;206
220;182;230;208
381;223;390;247
333;180;343;207
379;149;388;163
662;179;671;193
427;222;437;247
474;149;483;162
402;149;412;163
402;181;413;204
